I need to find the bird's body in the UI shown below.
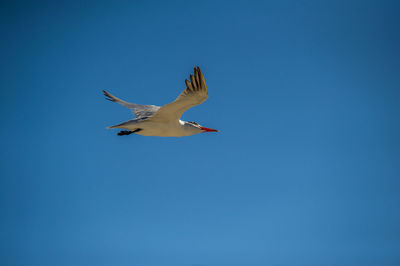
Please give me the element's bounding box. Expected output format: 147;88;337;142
104;66;218;137
109;119;202;137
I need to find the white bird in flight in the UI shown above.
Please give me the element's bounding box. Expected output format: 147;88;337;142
103;66;218;137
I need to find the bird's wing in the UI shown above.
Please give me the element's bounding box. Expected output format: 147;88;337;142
103;90;160;118
149;66;208;122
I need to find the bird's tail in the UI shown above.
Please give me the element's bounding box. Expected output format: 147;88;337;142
107;124;120;129
106;119;138;129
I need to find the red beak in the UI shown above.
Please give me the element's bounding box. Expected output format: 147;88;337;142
200;126;219;132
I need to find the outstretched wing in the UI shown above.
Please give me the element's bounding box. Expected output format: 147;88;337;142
149;66;208;122
103;90;160;118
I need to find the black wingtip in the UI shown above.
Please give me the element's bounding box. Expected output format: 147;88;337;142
103;90;115;102
185;79;190;88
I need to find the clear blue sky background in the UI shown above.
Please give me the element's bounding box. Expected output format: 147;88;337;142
1;1;399;265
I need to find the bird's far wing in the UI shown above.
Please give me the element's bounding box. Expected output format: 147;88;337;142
149;66;208;122
103;90;160;118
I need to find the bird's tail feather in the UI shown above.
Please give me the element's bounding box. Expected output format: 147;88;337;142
106;119;138;129
107;125;120;129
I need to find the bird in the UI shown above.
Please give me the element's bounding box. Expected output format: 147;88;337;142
103;66;218;137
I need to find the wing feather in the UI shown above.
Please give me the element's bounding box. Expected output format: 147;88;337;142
149;66;208;122
103;90;160;118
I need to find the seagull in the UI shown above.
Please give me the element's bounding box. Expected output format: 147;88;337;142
103;66;218;137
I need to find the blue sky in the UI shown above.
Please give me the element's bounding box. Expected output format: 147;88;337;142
1;1;399;265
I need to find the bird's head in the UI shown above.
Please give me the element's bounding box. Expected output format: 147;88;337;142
183;121;219;135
